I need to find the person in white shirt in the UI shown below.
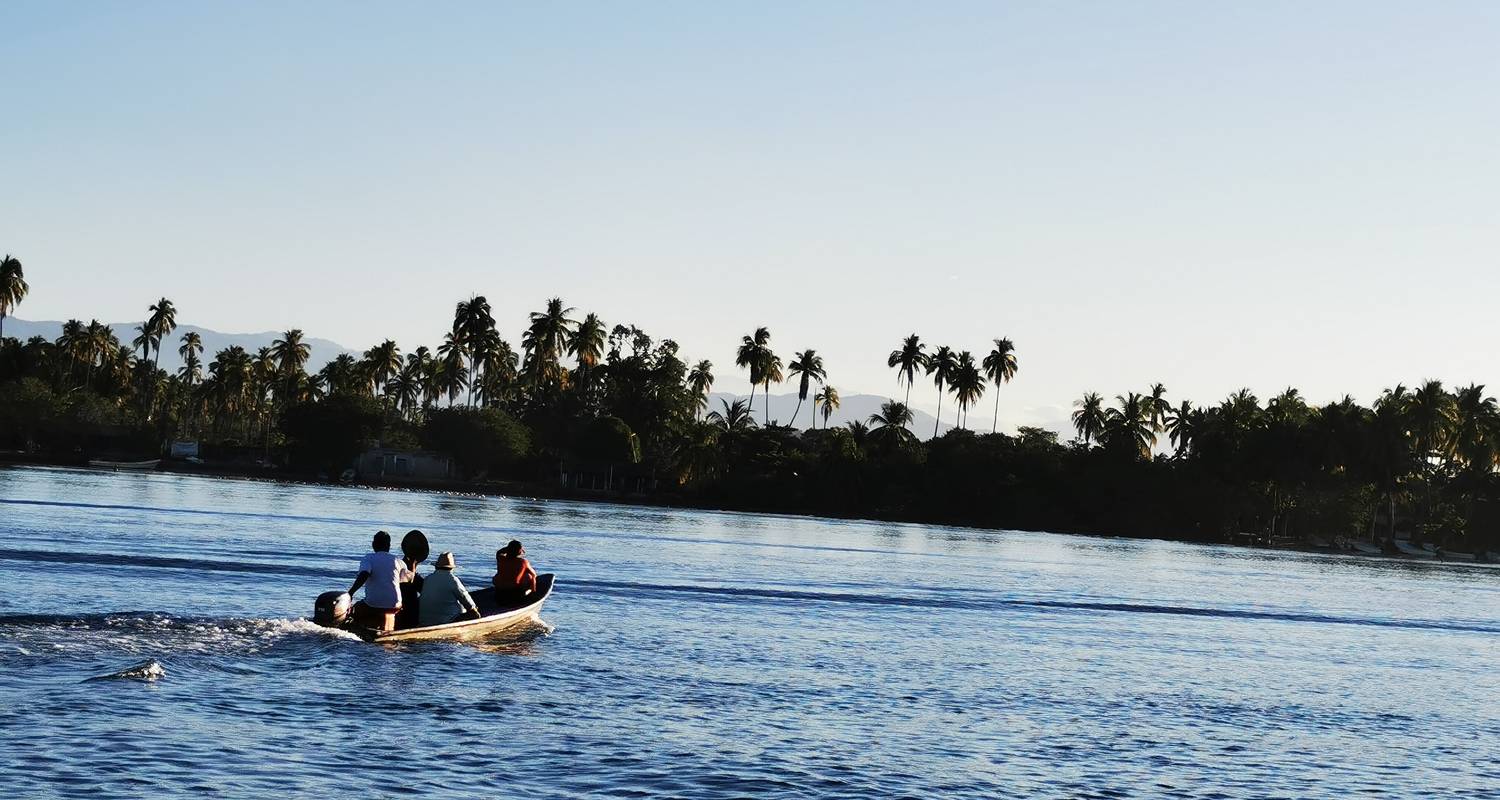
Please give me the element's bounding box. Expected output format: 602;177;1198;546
347;531;412;631
417;551;482;627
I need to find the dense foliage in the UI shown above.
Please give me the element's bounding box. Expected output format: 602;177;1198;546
2;263;1498;552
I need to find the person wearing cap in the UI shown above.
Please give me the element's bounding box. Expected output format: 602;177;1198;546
416;551;482;627
347;531;413;631
492;539;537;603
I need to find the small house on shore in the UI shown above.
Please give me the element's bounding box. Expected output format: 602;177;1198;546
357;447;454;481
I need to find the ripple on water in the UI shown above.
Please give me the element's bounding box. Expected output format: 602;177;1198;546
1;467;1499;799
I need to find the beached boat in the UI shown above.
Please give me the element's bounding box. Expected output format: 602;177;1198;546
1391;540;1435;559
87;459;161;471
1350;541;1383;556
314;574;554;643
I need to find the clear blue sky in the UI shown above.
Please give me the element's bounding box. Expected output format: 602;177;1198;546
4;2;1499;434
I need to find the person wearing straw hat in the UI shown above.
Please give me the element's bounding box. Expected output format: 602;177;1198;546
416;551;482;627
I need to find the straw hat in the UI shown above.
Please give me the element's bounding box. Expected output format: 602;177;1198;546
434;551;456;570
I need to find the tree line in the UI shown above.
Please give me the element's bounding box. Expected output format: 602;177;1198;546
2;252;1498;552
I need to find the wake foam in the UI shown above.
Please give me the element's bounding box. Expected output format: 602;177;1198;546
86;658;165;683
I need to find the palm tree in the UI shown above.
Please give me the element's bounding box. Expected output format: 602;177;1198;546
317;354;359;397
104;344;135;396
84;320;112;388
1165;400;1196;457
845;420;871;449
569;312;607;370
886;334;928;407
0;254;29;341
57;319;86;386
1450;384;1497;474
452;296;496;405
178;332;203;384
1146;382;1170;432
437;333;469;405
363;339;401;396
869;400;917;450
417;350;442;410
270;329;311;376
926;346;957;438
1409;379;1456;466
1371;384;1414;541
1105;392;1157;459
815;385;840;429
951;351;985;430
1072;392;1106;446
982;338;1018;434
131;324;154;367
146;298;176;367
706;398;757;433
759;348;783;425
522;297;576;387
270;329;311;406
250;347;279;432
786;349;826;428
735;327;773;421
386;368;421;419
477;337;519;406
686;360;714;419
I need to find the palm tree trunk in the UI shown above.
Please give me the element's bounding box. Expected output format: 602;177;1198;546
763;382;770;425
1388;492;1397;541
790;397;803;428
933;390;943;439
992;391;1000;434
148;344;165;420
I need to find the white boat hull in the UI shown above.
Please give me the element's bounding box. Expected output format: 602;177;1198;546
88;459;161;471
353;574;555;643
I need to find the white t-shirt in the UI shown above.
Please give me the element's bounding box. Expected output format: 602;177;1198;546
357;551;411;610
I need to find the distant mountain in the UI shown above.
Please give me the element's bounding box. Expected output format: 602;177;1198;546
706;391;954;439
3;318;356;374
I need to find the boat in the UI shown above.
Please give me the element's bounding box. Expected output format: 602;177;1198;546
88;459;162;471
1350;541;1383;556
314;574;555;643
1391;540;1435;559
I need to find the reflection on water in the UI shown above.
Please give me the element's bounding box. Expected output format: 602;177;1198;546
1;465;1498;799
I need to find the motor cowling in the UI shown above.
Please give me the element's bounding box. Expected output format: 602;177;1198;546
314;591;352;627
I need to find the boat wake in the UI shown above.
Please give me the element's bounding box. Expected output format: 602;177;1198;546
85;658;166;683
568;578;1500;635
0;612;361;669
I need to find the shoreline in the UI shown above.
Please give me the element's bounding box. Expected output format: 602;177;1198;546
4;453;1495;571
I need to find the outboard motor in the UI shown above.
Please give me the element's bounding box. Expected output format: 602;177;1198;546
314;591;352;628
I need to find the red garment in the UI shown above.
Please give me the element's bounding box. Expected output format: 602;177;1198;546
493;554;537;593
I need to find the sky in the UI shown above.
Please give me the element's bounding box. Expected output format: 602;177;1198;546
4;1;1499;435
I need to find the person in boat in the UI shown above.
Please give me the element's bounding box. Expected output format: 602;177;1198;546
417;551;482;626
493;539;537;604
396;529;429;629
347;531;413;631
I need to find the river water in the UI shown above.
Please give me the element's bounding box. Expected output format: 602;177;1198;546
1;466;1496;798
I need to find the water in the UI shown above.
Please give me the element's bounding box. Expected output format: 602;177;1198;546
2;466;1497;798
